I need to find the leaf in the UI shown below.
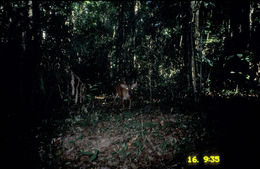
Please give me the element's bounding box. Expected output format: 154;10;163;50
237;53;243;58
90;149;99;161
88;84;93;88
227;55;234;60
81;151;92;156
76;135;84;141
245;56;250;62
65;161;71;165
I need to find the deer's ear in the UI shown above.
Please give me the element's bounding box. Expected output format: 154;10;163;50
120;84;128;88
131;82;137;89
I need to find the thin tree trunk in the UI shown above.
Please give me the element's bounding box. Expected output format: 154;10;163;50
190;1;198;102
199;33;203;93
190;26;197;100
115;2;124;77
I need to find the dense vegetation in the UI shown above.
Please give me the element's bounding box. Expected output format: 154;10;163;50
2;1;259;169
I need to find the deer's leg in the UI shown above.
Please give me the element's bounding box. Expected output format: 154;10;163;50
114;93;118;102
122;99;125;109
113;93;118;105
129;99;131;109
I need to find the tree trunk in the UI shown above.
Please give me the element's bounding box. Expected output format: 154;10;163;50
115;2;124;77
183;2;191;91
190;1;199;102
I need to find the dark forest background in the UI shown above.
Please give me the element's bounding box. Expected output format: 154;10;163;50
1;1;260;169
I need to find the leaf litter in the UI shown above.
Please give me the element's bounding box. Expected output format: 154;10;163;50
45;107;207;168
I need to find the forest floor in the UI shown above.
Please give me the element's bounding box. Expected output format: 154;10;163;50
39;100;211;169
38;96;259;169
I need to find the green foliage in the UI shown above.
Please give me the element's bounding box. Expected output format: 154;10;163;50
3;1;260;168
80;149;99;161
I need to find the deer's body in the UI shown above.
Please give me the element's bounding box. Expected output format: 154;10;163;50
114;82;137;109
